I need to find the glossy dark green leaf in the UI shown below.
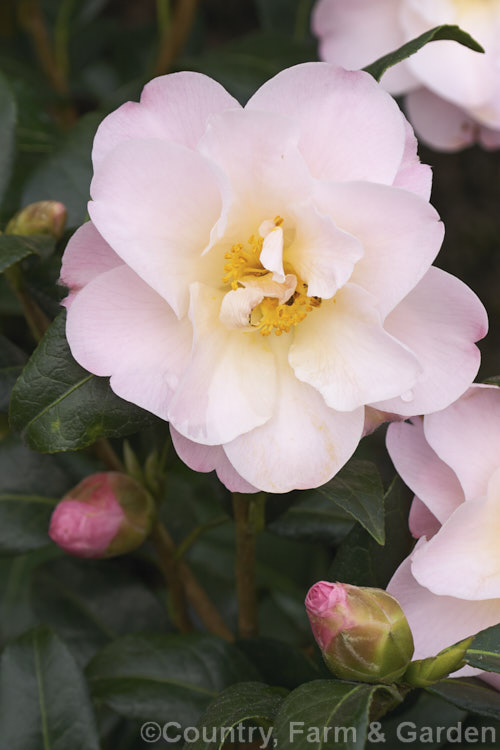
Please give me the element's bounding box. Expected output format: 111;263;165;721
0;72;17;208
0;234;55;274
237;637;320;690
22;113;101;227
329;477;413;588
364;25;484;82
272;680;402;750
379;690;467;749
466;624;500;673
317;460;385;545
185;682;283;750
0;626;100;749
268;492;353;544
0;435;97;555
10;311;156;452
0;335;27;412
86;634;259;725
427;678;500;721
32;556;170;666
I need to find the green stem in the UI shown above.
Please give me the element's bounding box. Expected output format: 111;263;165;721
152;522;193;633
4;265;50;342
232;493;259;639
151;0;199;77
294;0;313;41
175;516;229;560
54;0;77;84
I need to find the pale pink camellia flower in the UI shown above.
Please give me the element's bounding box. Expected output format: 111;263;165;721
60;64;487;494
387;385;500;690
49;473;154;558
312;0;500;151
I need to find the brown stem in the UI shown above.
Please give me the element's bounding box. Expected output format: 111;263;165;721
4;266;50;342
93;439;125;473
153;521;234;641
232;493;258;639
151;0;199;77
18;0;68;95
152;522;193;633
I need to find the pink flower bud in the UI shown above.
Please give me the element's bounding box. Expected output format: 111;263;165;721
306;581;414;684
49;472;154;558
6;200;67;239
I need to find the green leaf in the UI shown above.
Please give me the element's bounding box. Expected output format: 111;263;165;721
0;335;27;412
272;680;402;750
0;72;17;209
10;311;156;452
0;234;55;274
32;556;170;666
22;113;101;227
185;682;283;750
268;492;353;544
466;624;500;673
237;638;320;690
364;25;484;83
86;634;259;725
427;678;500;721
329;477;413;588
0;435;98;555
317;460;385;544
0;626;100;749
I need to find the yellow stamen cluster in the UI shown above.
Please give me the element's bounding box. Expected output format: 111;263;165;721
257;282;321;337
221;217;321;336
222;233;265;290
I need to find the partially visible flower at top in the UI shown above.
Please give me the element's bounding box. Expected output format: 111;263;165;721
305;581;414;682
49;472;154;558
312;0;500;151
60;64;486;494
386;385;500;690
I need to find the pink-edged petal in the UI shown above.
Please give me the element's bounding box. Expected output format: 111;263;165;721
60;221;122;306
170;426;258;493
405;88;478;152
362;407;403;437
388;552;500;664
247;63;407;185
223;349;364;493
411;468;500;600
66;265;192;420
393;120;432;199
92;72;240;167
285;200;363;300
374;268;487;417
315;181;443;318
168;283;276;445
289;283;421;412
386;418;464;526
424;385;500;501
198;109;311;231
89;139;222;317
409;497;441;540
312;0;418;96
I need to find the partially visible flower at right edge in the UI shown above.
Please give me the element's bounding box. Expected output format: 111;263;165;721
386;384;500;691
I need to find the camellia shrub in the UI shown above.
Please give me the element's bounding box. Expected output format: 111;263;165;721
0;2;500;749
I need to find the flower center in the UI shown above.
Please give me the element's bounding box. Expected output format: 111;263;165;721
221;217;322;336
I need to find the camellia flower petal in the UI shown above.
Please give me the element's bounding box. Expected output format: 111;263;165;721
387;385;500;688
312;0;500;151
62;64;487;493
